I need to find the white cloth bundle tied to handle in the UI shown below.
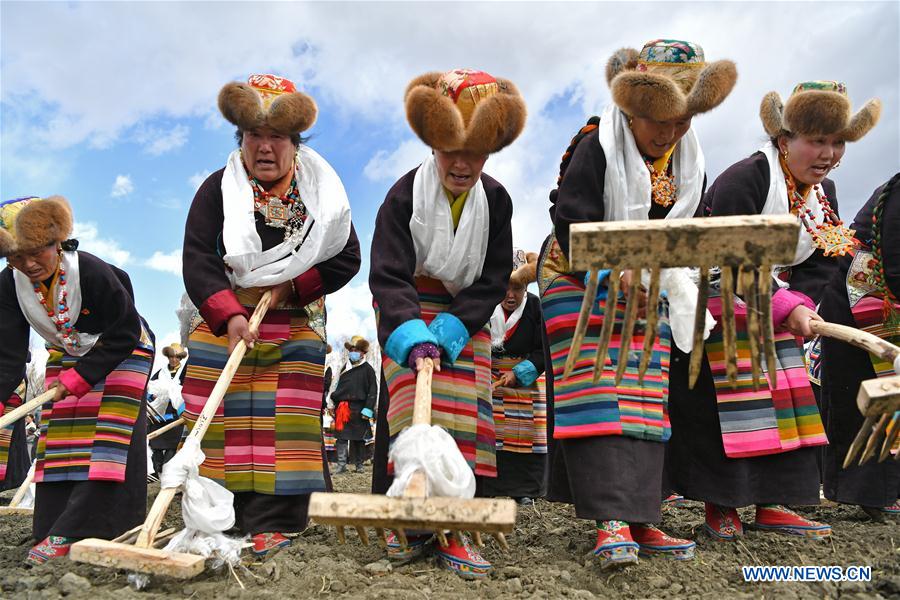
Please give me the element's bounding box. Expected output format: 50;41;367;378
386;423;476;499
159;437;244;566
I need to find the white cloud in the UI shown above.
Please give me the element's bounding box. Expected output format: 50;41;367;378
325;282;377;345
110;174;134;197
144;249;182;275
363;138;428;181
188;170;211;191
135;124;189;155
72;221;132;266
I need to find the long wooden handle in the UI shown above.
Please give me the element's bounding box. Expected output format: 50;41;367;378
0;389;55;430
8;465;35;508
147;417;185;441
412;357;434;426
135;291;272;548
809;321;900;373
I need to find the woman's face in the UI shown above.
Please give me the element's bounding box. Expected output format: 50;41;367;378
630;115;693;159
7;244;60;282
501;282;526;312
433;150;489;197
778;133;846;186
242;127;295;183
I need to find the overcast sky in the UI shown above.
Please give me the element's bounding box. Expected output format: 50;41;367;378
2;1;897;367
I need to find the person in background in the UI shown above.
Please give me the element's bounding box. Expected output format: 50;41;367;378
147;343;188;478
331;336;377;474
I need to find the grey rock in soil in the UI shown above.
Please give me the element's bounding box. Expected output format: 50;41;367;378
57;573;91;596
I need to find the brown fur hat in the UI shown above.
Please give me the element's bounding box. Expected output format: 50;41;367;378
218;74;317;135
509;251;538;287
344;335;371;354
405;69;526;155
162;343;188;360
759;81;881;142
0;195;73;257
608;40;737;121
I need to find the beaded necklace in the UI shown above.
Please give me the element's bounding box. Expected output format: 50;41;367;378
645;156;677;208
31;259;80;350
247;165;308;242
870;175;900;324
781;158;856;257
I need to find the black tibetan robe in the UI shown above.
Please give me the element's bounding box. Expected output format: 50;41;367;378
331;362;377;441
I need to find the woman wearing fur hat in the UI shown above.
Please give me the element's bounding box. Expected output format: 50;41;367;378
146;343;188;478
330;336;377;474
668;82;882;541
369;68;524;577
540;40;736;568
0;196;154;565
483;250;548;504
817;173;900;517
181;74;361;557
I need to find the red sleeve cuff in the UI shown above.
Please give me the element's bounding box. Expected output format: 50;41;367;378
292;268;324;306
200;289;249;336
771;288;816;330
59;368;93;398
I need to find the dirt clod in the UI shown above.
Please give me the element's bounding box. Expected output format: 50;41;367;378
57;572;91;596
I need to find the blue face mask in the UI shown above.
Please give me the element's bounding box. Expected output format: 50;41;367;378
349;351;362;362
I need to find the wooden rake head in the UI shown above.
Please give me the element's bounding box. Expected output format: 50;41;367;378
308;358;516;551
563;215;800;390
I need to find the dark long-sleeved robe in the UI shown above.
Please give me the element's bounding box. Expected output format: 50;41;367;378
331;362;377;441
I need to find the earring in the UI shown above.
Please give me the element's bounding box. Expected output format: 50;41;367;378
781;149;788;159
627;116;634;128
832;161;840;169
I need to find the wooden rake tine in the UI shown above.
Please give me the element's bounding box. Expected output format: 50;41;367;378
720;266;739;388
859;413;891;465
615;270;642;385
563;270;599;379
593;269;621;384
844;415;876;468
758;266;778;390
688;266;710;389
638;268;662;385
879;412;899;462
740;267;763;391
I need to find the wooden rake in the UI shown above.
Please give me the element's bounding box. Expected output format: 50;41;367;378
69;291;273;579
0;389;57;517
816;321;900;467
147;417;185;442
308;357;516;552
562;215;800;391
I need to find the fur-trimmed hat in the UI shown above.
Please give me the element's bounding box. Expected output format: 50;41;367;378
607;39;737;121
405;69;527;155
0;196;74;257
509;250;538;287
218;74;318;135
344;335;370;354
162;343;188;360
759;81;881;142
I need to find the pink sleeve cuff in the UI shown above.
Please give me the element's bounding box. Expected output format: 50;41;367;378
771;288;816;329
200;289;249;337
58;368;93;398
292;268;324;307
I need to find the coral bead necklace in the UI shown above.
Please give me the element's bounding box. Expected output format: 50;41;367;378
32;263;80;350
782;161;856;257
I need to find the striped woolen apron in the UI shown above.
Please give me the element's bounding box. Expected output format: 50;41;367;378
0;384;25;480
182;288;327;495
36;330;153;483
705;295;827;458
382;277;496;477
540;263;672;443
491;356;547;454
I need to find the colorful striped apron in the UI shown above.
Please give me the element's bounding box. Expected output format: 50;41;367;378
36;324;154;483
181;287;327;495
381;277;496;477
705;294;827;458
539;235;672;442
0;382;26;480
491;356;547;454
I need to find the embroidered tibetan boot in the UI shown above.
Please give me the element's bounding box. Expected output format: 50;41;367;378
252;532;291;557
26;536;76;566
662;493;686;508
385;531;433;565
630;524;696;560
753;505;831;538
882;500;900;515
434;533;492;579
592;520;639;569
704;503;744;541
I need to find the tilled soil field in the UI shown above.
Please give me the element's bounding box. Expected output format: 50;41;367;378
1;467;898;599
